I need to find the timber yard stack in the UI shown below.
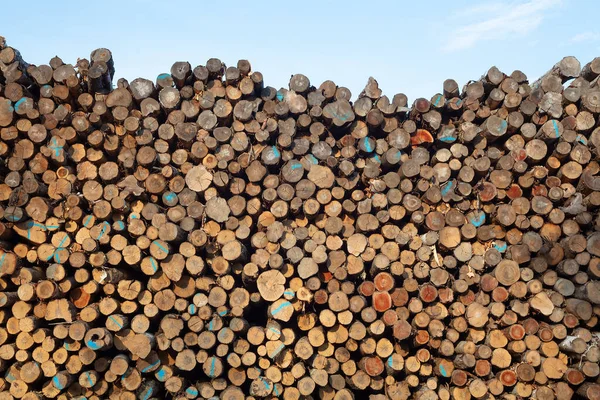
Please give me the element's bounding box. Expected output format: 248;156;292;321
0;35;599;400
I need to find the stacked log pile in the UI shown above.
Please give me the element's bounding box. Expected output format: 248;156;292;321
0;36;599;399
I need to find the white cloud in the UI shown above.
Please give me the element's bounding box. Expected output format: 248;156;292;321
570;32;600;43
443;0;562;52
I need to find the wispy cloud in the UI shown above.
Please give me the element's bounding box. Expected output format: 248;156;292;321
443;0;561;52
569;32;600;43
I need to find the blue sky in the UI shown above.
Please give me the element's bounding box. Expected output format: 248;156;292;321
2;0;598;102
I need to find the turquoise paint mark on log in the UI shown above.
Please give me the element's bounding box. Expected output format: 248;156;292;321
48;137;63;157
441;182;453;196
209;357;216;377
439;135;456;142
141;360;160;373
307;154;318;164
364;139;373;153
46;235;69;261
157;73;171;80
87;340;101;350
164;192;176;202
271;301;291;316
149;257;158;272
260;377;271;390
14;98;26;111
218;309;228;316
494;243;507;252
290;162;302;170
116;221;125;230
272;146;280;158
208;319;214;331
53;376;63;389
552;120;560;138
84;215;93;227
283;290;294;297
85;372;94;386
270;343;285;358
440;364;447;377
152;240;168;254
3;99;14;113
269;327;281;335
186;388;199;396
189;304;196;314
142;387;152;400
96;221;109;240
109;315;122;329
336;111;351;122
470;213;485;227
433;95;442;107
387;357;393;367
0;253;5;268
576;135;588;144
156;369;166;380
